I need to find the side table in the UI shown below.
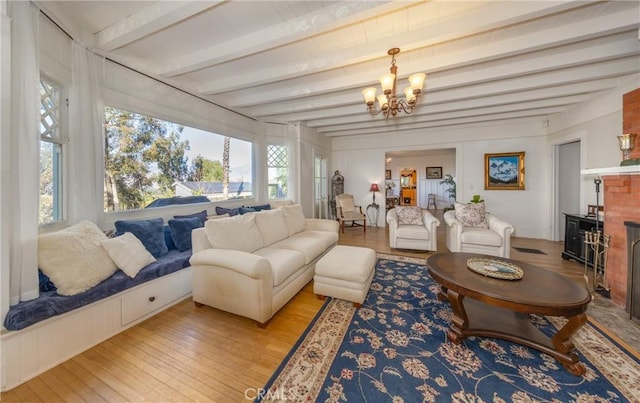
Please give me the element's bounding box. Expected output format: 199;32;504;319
366;202;379;227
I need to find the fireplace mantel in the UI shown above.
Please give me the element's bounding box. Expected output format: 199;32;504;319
581;165;640;176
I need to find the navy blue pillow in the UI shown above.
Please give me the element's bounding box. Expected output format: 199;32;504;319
251;204;271;211
174;210;207;225
215;206;240;217
114;218;168;258
239;206;257;215
163;225;176;250
38;269;56;292
168;217;203;252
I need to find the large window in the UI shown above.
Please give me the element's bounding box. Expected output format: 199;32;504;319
39;79;64;225
104;107;253;211
267;144;288;199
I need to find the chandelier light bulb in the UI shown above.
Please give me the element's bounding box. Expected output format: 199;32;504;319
408;73;426;92
404;87;415;104
379;73;395;94
377;94;389;110
362;87;377;105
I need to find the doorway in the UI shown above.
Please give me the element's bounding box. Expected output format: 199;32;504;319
556;141;581;241
400;169;417;205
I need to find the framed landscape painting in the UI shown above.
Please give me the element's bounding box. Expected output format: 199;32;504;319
426;166;442;179
484;151;525;190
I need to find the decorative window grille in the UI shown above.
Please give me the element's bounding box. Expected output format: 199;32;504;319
39;78;64;224
267;144;288;199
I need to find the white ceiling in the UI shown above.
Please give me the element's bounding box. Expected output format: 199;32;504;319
40;1;640;137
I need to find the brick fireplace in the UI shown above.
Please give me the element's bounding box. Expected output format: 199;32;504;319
600;87;640;308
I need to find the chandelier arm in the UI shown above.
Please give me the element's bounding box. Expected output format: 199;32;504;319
396;99;414;114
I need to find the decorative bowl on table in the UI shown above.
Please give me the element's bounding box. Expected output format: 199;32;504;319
466;258;523;280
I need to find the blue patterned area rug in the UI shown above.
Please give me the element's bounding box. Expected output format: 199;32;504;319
259;256;640;402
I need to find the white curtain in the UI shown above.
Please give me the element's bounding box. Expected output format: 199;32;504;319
8;1;40;304
68;42;104;224
286;123;300;203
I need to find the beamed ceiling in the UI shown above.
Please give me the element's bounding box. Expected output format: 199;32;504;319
40;1;640;137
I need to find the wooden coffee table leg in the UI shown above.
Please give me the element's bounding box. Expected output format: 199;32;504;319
445;288;468;344
551;312;587;376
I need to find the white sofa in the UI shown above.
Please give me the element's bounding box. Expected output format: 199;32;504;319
189;205;339;326
387;207;440;251
443;210;515;258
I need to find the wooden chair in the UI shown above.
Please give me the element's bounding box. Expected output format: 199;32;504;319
335;194;366;233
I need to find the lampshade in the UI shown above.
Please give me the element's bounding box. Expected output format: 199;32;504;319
408;73;426;92
379;73;396;94
369;183;380;192
362;87;377;105
377;94;389;110
404;87;415;104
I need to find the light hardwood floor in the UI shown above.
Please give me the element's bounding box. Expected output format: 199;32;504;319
2;210;637;402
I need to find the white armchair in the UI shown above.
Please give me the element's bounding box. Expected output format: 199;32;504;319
387;207;440;252
444;209;515;258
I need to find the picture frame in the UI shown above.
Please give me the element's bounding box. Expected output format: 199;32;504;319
385;169;391;180
484;151;525;190
425;166;442;179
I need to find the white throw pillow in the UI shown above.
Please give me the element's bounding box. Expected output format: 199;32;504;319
395;206;423;225
280;204;307;236
254;209;289;246
100;232;156;278
205;213;264;253
454;202;488;228
38;220;118;296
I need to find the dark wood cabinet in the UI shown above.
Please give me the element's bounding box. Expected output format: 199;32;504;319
562;213;603;268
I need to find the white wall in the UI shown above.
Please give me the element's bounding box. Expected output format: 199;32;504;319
331;119;550;237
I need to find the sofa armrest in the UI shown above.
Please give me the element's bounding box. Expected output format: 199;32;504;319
443;210;463;252
190;249;272;280
191;228;212;253
305;218;339;232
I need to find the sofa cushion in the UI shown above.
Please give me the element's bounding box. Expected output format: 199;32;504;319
100;232;156;278
461;227;503;247
168;217;204;252
38;220;118;296
114;218;168;258
253;247;306;287
293;230;338;250
174;210;207;225
205;213;263;253
397;225;430;240
280;204;306;236
271;236;327;265
455;202;488;228
395;206;423;225
254;209;289;247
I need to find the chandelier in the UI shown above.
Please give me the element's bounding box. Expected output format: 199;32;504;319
362;48;426;118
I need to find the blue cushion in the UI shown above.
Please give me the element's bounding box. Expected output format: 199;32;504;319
168;217;203;252
163;225;176;250
114;218;168;258
239;206;257;215
215;206;240;217
174;210;207;225
250;204;271;211
38;269;56;292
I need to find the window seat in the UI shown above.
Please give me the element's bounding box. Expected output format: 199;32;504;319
3;249;192;331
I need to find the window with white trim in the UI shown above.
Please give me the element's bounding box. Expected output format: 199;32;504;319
39;78;64;225
267;144;288;199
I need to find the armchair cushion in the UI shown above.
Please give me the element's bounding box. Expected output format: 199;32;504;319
460;226;502;247
397;225;430;240
454;202;488;228
395;206;423;225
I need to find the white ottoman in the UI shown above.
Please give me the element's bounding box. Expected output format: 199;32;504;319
314;245;376;307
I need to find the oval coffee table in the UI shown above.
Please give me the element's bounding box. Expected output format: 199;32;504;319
426;252;592;376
